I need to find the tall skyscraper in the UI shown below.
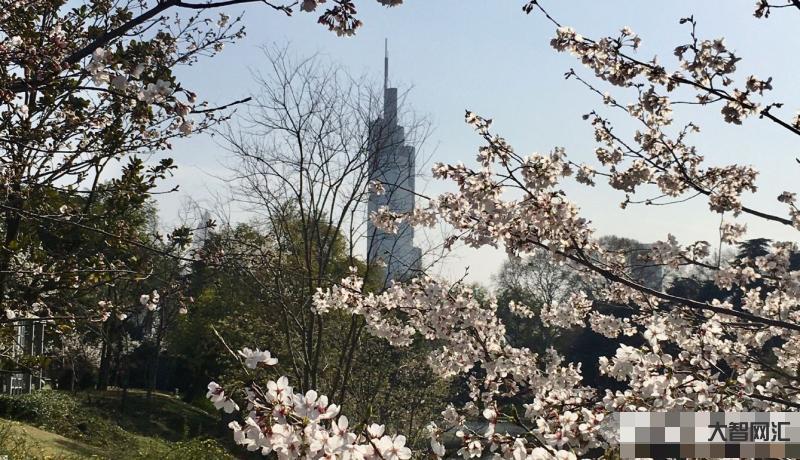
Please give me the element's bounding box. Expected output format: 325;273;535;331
367;43;421;282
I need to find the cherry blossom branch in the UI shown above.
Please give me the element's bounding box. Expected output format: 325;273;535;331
191;96;252;114
528;1;800;137
175;0;295;11
566;70;795;226
749;393;800;410
548;242;800;332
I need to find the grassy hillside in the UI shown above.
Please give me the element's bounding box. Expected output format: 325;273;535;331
0;418;104;459
80;389;223;442
0;390;234;460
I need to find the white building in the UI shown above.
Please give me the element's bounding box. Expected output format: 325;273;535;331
367;46;421;282
1;319;47;394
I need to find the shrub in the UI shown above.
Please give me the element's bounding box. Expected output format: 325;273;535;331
0;390;78;423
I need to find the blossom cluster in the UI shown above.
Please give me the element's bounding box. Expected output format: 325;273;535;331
223;4;800;459
317;93;800;459
208;350;417;460
314;270;598;457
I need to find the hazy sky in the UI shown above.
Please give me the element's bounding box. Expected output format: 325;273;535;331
154;0;800;285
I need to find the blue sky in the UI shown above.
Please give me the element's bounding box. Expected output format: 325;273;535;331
155;0;800;284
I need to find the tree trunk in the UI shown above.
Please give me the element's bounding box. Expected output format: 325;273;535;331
0;192;23;301
147;338;162;398
97;337;111;391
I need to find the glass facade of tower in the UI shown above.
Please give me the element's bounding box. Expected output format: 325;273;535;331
367;83;422;282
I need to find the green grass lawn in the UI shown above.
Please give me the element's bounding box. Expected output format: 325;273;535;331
0;418;105;459
0;390;234;460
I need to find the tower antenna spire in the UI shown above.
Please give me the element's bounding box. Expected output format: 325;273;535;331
384;38;389;90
